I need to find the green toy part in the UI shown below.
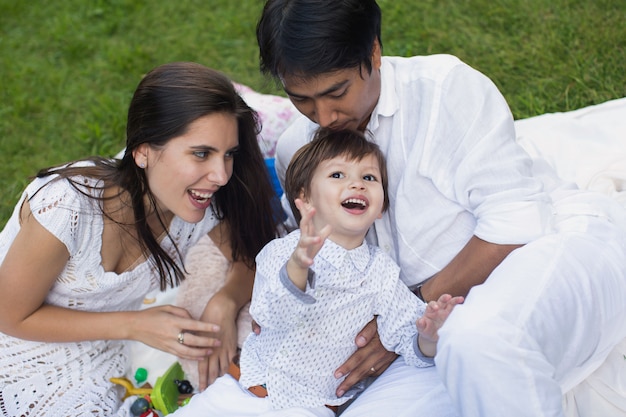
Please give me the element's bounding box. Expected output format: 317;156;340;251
150;362;185;415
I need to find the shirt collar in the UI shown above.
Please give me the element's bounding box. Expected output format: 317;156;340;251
367;58;399;132
318;239;371;273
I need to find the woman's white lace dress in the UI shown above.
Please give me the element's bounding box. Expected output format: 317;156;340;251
0;174;217;416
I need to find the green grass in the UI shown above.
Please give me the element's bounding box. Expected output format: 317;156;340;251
1;0;625;227
381;0;626;116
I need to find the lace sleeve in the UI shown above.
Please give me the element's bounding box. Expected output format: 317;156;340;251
26;176;98;257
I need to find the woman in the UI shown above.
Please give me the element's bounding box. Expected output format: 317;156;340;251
0;62;279;416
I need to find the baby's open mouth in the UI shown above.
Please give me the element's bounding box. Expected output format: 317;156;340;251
341;198;367;210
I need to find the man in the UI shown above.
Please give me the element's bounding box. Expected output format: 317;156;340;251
255;1;626;416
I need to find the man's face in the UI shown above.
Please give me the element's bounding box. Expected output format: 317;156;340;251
281;41;382;132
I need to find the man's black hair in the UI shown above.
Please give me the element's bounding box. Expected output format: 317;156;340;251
257;0;382;79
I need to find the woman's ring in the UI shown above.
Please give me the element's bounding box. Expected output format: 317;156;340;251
177;332;185;345
370;367;376;373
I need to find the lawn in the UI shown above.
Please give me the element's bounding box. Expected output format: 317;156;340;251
1;0;625;227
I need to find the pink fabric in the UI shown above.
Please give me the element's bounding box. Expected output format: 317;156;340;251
234;83;299;158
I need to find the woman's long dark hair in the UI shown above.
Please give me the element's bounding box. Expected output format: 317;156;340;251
35;62;279;289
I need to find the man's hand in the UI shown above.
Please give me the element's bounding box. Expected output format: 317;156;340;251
333;318;397;397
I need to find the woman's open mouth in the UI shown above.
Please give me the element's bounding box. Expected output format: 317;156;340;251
188;189;213;209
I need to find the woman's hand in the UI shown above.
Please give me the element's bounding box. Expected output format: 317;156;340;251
333;318;398;397
195;223;257;391
129;305;220;360
196;292;239;391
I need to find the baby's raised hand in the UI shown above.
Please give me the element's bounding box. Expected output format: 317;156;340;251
416;294;464;356
291;198;332;269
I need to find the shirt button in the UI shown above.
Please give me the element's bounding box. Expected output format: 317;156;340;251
384;244;391;252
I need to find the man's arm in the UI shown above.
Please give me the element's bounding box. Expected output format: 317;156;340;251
419;235;522;302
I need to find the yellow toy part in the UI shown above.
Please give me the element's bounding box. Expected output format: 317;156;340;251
109;377;153;400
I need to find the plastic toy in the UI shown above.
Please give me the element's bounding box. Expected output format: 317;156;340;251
110;376;152;400
174;379;193;394
111;362;193;416
130;397;151;416
135;367;148;384
150;362;185;415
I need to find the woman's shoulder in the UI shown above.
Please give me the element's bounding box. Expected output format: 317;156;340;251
25;174;103;254
27;174;100;213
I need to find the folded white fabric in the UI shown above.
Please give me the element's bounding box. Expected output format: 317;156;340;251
516;97;626;207
515;97;626;416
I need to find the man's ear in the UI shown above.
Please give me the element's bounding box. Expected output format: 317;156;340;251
371;38;382;71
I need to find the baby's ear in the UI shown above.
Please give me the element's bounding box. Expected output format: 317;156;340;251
294;189;313;214
297;188;307;202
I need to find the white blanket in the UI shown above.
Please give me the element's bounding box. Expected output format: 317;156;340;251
515;97;626;417
516;97;626;207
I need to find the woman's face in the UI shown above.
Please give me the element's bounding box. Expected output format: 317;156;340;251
135;112;239;223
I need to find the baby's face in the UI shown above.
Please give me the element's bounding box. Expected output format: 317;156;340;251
305;153;384;249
